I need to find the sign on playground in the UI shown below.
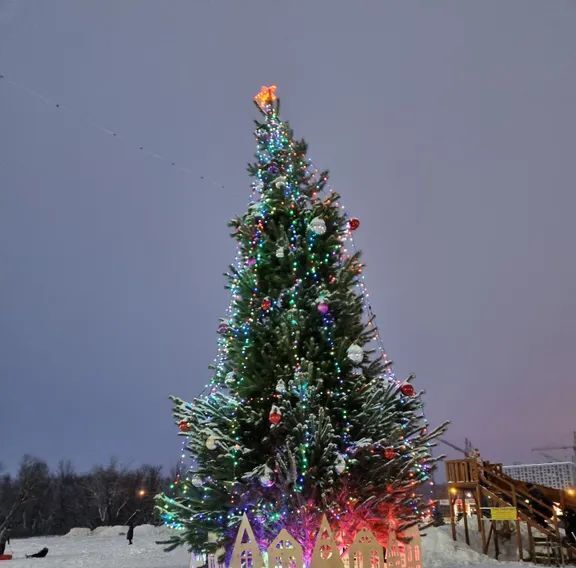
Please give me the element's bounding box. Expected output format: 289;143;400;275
490;507;517;521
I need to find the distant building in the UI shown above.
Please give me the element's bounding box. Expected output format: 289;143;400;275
503;461;576;489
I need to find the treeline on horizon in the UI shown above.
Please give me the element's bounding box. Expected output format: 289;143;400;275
0;455;175;538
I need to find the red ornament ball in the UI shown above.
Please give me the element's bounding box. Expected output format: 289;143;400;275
384;448;396;460
400;383;416;397
261;297;272;311
349;218;360;231
178;420;191;432
269;406;282;425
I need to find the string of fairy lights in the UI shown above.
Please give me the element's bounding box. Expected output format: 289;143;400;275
162;87;437;535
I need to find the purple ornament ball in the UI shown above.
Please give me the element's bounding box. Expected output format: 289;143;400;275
317;302;330;315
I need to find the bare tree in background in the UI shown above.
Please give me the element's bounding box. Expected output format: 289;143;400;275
0;457;171;536
0;456;48;535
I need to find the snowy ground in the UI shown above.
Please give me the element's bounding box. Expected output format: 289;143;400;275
2;525;190;568
2;524;535;568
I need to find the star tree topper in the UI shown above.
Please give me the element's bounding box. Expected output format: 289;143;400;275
254;85;277;111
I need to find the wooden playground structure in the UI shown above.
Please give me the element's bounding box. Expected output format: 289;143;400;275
446;458;576;565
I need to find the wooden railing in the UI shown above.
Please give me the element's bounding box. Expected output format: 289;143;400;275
446;459;480;483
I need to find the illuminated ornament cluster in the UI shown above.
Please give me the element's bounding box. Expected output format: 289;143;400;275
309;216;327;235
269;405;282;425
253;84;277;111
400;383;416;397
347;343;364;364
258;151;271;166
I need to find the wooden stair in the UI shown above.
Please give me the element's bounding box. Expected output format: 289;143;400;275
446;459;576;565
532;536;564;565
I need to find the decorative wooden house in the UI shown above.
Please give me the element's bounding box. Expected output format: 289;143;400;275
310;515;344;568
267;528;304;568
348;528;385;568
386;526;421;568
229;514;265;568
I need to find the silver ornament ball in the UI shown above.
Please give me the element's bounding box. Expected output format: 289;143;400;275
309;217;327;235
347;343;364;364
205;434;218;450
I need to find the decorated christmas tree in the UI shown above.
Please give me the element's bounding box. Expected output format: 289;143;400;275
156;86;447;557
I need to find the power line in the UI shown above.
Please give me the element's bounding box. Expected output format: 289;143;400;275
0;72;225;189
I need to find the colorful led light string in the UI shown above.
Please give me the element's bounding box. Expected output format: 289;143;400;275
164;94;437;533
225;102;343;524
302;155;437;510
163;105;293;527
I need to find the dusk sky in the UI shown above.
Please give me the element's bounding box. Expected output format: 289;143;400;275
1;1;576;476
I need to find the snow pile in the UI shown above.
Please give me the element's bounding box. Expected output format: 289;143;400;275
131;523;175;537
421;526;499;567
64;527;92;537
64;524;174;539
91;524;128;537
428;519;547;563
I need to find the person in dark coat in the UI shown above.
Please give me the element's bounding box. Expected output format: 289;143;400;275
26;547;49;558
0;527;9;555
564;508;576;544
527;485;550;524
127;521;134;545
